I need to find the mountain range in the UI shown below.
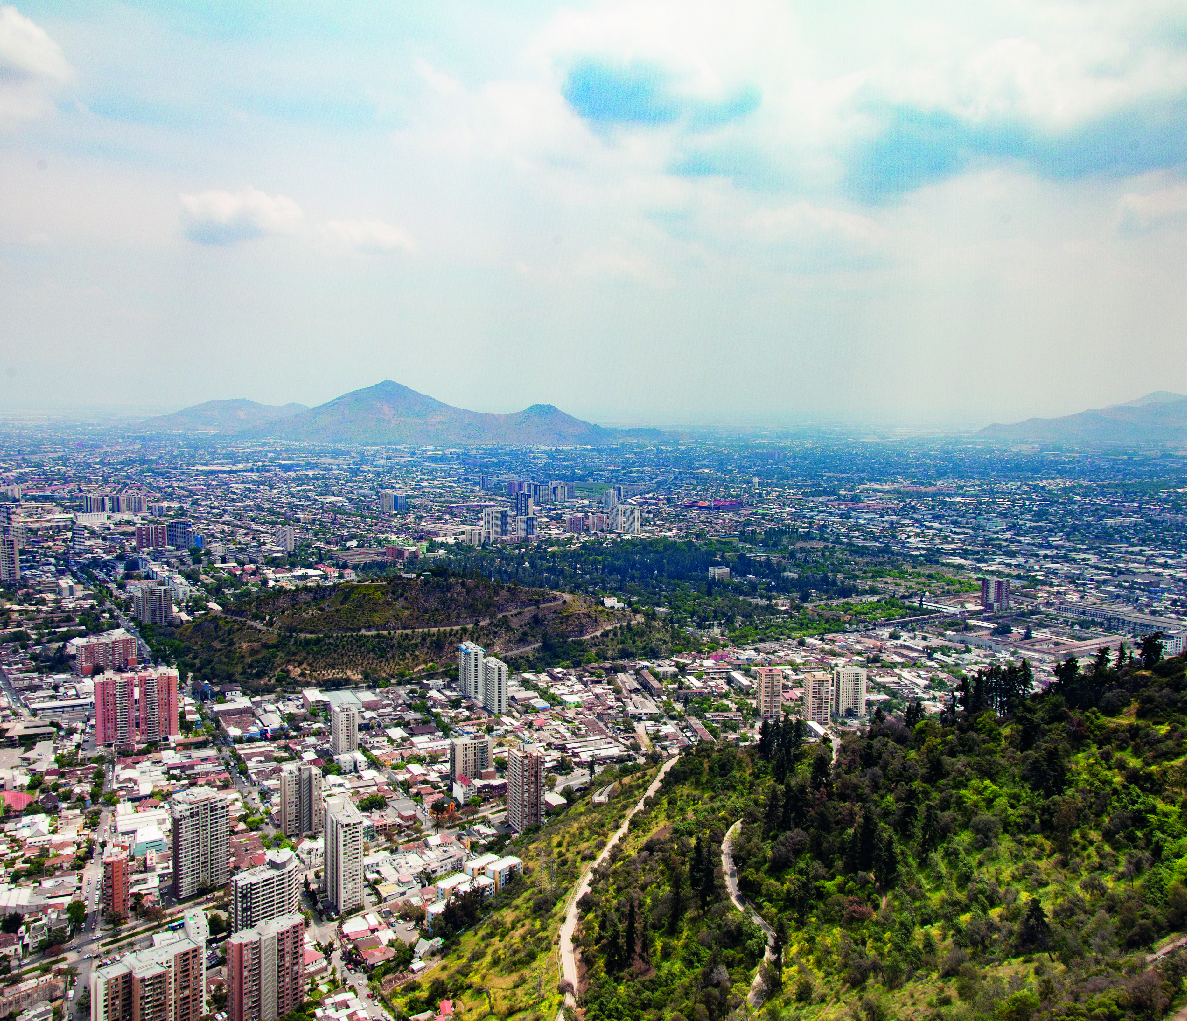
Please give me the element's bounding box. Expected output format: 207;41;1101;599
979;391;1187;446
135;398;308;434
136;380;660;446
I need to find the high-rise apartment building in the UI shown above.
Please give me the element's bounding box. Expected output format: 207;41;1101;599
138;668;180;744
832;665;868;718
513;492;532;517
613;504;641;534
803;672;832;726
90;934;203;1021
102;849;131;920
74;629;139;675
979;577;1011;612
0;531;18;585
227;914;305;1021
95;673;136;747
166;520;194;549
278;763;324;837
481;507;509;543
231;849;301;933
449;735;494;783
274;526;295;553
133;582;172;627
135;523;167;551
330;704;359;756
754;667;783;719
96;668;179;746
506;745;545;833
515;515;536;539
483;656;508;715
323;796;364;916
171;787;230;899
458;641;484;701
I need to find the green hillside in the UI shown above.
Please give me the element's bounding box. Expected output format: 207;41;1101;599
570;650;1187;1021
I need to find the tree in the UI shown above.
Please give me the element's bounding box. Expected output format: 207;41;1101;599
1017;899;1053;958
1;913;21;935
66;900;86;932
1140;633;1163;670
624;900;637;966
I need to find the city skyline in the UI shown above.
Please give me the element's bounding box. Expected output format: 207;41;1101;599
3;2;1187;426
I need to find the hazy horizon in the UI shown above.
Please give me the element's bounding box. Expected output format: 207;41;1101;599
4;1;1187;427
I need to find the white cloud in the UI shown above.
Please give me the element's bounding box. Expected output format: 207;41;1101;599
321;218;417;253
0;6;72;127
1118;179;1187;233
178;188;303;245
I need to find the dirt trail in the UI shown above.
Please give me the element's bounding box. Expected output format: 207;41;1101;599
722;819;778;1007
556;756;680;1014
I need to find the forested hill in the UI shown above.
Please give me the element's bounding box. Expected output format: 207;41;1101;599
573;649;1187;1021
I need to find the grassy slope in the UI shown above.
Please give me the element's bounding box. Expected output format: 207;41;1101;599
391;765;665;1021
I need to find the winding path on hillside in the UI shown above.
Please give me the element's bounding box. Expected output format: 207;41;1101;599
722;819;778;1007
556;755;681;1012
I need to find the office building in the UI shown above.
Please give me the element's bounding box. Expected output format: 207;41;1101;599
755;667;783;719
227;914;305;1021
74;629;139;675
803;672;832;726
323;796;364;915
379;490;407;514
449;735;494;783
832;665;867;718
330;704;358;756
483;656;508;715
481;507;509;543
171;788;230;899
133;582;172;627
278;763;323;837
0;532;17;585
95;673;136;747
166;520;194;549
613;504;641;534
274;526;295;553
90;934;203;1021
135;523;167;551
458;641;484;701
506;745;545;833
102;849;131;920
138;668;180;743
231;849;301;933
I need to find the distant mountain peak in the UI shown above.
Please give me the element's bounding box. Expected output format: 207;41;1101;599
981;391;1187;446
1118;391;1187;408
136;398;308;434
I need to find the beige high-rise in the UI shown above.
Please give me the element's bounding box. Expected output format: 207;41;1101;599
506;745;545;833
171;787;230;899
278;763;323;837
330;704;359;756
754;667;783;719
323;795;364;915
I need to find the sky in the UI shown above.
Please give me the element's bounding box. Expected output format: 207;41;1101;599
2;0;1187;429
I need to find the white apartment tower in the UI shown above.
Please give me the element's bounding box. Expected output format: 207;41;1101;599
481;507;509;543
171;787;230;899
323;795;364;916
330;704;359;756
458;641;484;701
507;744;545;833
231;848;302;933
278;763;324;837
0;531;18;585
832;665;868;718
803;672;832;726
754;667;783;719
613;503;641;534
483;656;508;715
449;734;494;783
